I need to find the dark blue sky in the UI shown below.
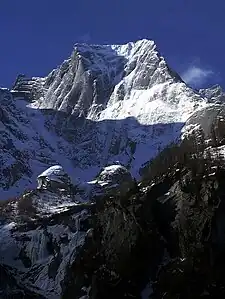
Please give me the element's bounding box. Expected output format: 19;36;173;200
0;0;225;89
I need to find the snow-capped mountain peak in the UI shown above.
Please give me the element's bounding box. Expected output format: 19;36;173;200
0;39;223;199
2;38;225;298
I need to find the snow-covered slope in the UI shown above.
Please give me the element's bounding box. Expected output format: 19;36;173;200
0;39;222;199
0;88;81;200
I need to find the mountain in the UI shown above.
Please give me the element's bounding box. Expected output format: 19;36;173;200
0;39;220;200
2;38;225;298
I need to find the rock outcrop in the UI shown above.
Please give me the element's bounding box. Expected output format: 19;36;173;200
87;164;136;198
37;165;72;190
199;84;225;104
0;188;93;298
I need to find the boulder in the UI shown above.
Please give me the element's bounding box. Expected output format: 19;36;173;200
37;165;72;191
88;164;136;198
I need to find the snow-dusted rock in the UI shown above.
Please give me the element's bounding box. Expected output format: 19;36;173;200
38;165;66;179
37;165;72;190
76;164;135;199
185;104;225;136
199;84;225;103
0;188;92;298
94;164;135;196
